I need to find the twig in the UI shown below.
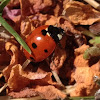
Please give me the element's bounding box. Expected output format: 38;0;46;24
52;70;62;84
65;85;76;94
46;58;63;85
0;83;7;93
83;0;100;11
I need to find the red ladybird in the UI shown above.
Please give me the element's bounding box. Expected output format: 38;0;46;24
24;25;64;62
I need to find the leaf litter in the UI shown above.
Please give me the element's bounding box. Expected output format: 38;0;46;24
0;0;100;99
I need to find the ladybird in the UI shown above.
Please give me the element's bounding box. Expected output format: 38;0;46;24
24;25;64;62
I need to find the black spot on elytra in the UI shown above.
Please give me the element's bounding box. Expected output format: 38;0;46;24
44;49;48;53
32;43;37;49
41;29;47;36
30;57;35;61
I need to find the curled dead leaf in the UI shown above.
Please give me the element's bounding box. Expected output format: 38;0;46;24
7;0;20;8
64;1;100;25
0;39;10;67
8;88;37;98
57;16;81;34
8;85;66;99
20;14;58;38
50;45;67;72
74;44;90;67
70;67;98;96
35;86;66;100
19;0;56;16
3;42;19;81
7;64;30;91
70;44;100;96
7;64;64;92
3;42;25;81
89;22;100;35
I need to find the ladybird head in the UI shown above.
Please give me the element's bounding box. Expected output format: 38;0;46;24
43;25;65;43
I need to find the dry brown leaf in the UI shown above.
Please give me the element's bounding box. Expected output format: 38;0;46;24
69;44;100;96
20;14;57;37
57;16;81;34
3;42;19;81
53;0;64;17
50;49;67;70
74;44;89;56
70;67;99;96
35;86;66;100
91;61;100;77
2;42;25;81
19;0;56;16
50;37;67;71
45;15;57;25
64;1;100;25
74;54;89;68
7;64;30;91
8;85;66;99
89;22;100;35
74;44;89;68
0;39;10;67
7;0;20;8
20;16;35;37
8;88;37;98
7;64;64;92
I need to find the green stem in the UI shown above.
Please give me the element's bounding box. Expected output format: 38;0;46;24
69;96;94;100
0;0;4;1
80;27;95;38
79;27;100;45
0;0;10;13
0;16;31;54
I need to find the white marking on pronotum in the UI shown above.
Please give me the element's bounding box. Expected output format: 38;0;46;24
45;27;48;31
45;28;50;37
57;34;62;40
46;32;50;36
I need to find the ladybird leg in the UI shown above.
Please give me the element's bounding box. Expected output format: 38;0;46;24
58;42;63;49
22;59;31;70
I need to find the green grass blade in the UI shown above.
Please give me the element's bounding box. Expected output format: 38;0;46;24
0;0;4;1
68;96;94;100
0;0;10;13
0;16;31;54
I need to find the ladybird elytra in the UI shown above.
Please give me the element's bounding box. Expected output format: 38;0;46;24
24;25;56;62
